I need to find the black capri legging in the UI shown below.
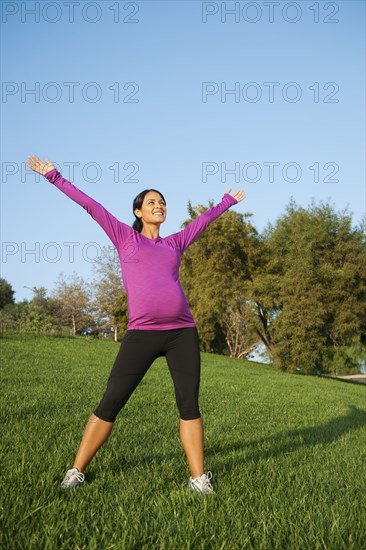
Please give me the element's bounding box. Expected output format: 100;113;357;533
94;327;201;422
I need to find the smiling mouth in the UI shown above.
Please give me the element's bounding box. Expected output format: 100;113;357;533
153;212;164;216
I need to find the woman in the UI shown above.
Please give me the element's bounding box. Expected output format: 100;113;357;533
26;154;245;494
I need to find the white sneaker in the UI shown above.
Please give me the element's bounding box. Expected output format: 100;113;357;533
188;471;214;494
60;467;85;490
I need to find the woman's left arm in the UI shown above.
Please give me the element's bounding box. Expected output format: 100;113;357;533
169;188;245;253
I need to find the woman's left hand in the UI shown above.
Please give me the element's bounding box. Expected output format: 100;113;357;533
26;155;55;176
225;188;245;203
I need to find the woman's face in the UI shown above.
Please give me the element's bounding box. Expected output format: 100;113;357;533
134;191;167;226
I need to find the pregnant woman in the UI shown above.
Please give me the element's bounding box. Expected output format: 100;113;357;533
26;154;245;494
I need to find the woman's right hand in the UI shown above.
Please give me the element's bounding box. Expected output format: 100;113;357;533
26;154;55;176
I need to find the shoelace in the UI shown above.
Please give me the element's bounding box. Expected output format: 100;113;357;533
201;471;213;491
67;469;85;483
191;471;213;491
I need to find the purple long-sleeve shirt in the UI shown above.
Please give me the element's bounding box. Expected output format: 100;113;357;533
44;168;237;330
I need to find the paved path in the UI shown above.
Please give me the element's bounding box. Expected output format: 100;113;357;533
332;374;366;385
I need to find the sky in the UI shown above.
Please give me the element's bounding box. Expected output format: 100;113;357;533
1;0;365;303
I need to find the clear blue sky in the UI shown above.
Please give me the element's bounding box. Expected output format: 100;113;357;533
1;0;365;302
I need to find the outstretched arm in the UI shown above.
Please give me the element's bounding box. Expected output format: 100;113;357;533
26;154;132;249
169;188;246;253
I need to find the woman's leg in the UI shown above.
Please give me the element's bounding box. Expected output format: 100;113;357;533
73;414;114;473
70;330;163;473
165;327;205;478
180;416;204;479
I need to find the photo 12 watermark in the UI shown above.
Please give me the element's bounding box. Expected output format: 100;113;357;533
1;1;140;24
2;161;140;184
201;161;340;184
201;2;340;24
1;241;140;264
1;81;140;104
201;82;340;103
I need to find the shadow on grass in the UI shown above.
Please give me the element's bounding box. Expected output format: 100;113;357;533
82;406;366;481
207;405;366;467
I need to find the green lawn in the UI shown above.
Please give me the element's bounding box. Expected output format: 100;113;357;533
1;334;365;550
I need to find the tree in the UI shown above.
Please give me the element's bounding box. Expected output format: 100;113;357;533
0;285;61;336
111;292;129;339
91;246;128;341
0;301;27;334
25;286;47;307
255;200;366;374
0;278;15;309
223;298;261;359
52;272;93;336
180;199;261;356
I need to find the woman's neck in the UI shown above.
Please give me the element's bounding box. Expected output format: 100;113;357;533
141;225;160;239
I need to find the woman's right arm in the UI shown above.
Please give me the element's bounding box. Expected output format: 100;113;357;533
26;155;132;248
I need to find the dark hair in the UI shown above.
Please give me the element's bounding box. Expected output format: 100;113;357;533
132;189;167;233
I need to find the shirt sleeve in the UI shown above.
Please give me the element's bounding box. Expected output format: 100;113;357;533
44;168;132;249
167;193;238;254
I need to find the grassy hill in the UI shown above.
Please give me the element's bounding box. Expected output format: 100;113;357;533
1;334;365;549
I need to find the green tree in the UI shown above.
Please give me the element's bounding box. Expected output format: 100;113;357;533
180;199;261;355
0;285;62;336
111;292;129;339
91;246;128;340
256;200;366;374
0;278;15;309
51;273;93;336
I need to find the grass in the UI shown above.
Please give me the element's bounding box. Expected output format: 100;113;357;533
1;333;365;550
